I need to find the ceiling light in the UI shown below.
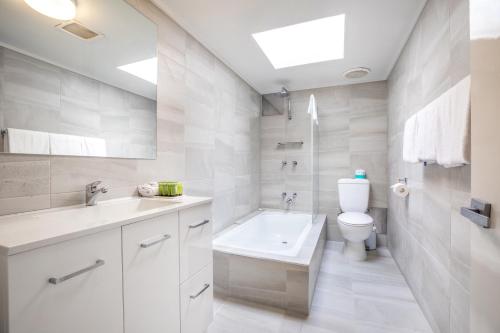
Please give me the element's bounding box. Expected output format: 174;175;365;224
24;0;77;20
343;67;371;79
118;57;158;85
252;14;345;69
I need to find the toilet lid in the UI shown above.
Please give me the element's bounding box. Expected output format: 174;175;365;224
338;212;373;226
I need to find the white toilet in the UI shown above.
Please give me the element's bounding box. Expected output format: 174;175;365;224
337;178;374;261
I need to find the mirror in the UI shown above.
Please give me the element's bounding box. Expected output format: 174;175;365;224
0;0;157;159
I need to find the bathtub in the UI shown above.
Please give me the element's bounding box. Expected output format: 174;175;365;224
213;211;313;257
213;209;326;314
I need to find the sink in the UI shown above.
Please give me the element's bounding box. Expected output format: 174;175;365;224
98;197;175;213
83;197;179;223
9;198;179;233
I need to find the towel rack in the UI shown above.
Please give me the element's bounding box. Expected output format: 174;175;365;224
0;129;7;136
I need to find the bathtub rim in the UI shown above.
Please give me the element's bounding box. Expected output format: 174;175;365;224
213;208;327;267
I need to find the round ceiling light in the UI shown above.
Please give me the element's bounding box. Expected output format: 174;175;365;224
343;67;371;79
24;0;76;20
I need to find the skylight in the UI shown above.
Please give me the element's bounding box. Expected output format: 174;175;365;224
118;57;158;85
252;14;345;69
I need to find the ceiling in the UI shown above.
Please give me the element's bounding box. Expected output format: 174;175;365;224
152;0;426;94
0;0;157;99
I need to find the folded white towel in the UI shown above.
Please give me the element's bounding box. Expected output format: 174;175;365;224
83;137;107;157
138;185;155;197
436;76;471;167
416;101;439;164
137;182;159;197
403;114;419;163
49;133;84;156
4;128;50;154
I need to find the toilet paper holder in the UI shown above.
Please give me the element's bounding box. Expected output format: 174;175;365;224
397;177;408;184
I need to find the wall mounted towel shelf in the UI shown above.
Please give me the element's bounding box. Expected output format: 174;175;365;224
461;198;491;228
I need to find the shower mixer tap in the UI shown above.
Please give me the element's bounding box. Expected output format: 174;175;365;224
281;161;287;168
285;193;297;208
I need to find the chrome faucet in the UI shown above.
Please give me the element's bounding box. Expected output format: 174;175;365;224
285;193;297;208
85;181;108;206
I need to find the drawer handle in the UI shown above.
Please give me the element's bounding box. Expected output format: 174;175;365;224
48;259;105;285
140;234;171;248
190;283;210;299
189;219;210;229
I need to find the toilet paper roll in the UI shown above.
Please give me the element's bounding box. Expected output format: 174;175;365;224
391;183;409;198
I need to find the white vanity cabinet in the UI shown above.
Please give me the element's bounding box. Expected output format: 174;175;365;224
0;197;213;333
5;229;124;333
179;204;213;333
179;204;213;282
122;212;180;333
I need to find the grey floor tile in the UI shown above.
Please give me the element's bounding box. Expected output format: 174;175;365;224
209;241;431;333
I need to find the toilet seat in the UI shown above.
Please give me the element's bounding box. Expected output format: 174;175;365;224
338;212;373;227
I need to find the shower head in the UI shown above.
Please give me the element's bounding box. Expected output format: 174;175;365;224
279;87;289;97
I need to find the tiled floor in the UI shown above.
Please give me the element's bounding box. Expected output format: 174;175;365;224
208;241;432;333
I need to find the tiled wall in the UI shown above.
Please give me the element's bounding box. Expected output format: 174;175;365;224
0;46;157;159
261;82;388;240
387;0;471;332
0;0;261;234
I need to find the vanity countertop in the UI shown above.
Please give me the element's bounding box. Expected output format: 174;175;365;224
0;195;212;256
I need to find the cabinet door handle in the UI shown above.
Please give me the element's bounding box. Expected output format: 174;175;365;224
48;259;105;285
140;234;171;248
189;219;210;229
190;283;210;299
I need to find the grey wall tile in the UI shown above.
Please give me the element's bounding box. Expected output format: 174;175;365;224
386;0;471;332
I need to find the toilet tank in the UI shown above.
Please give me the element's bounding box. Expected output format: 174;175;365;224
337;178;370;212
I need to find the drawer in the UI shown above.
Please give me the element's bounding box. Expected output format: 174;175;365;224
122;213;180;333
180;264;213;333
7;229;123;333
179;204;212;282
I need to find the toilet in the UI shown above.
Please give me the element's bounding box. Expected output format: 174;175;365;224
337;178;374;261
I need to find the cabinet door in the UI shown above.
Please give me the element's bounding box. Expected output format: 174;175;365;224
8;229;123;333
179;204;212;283
180;264;213;333
122;213;180;333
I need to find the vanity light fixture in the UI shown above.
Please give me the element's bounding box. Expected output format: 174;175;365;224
118;57;158;85
252;14;345;69
24;0;77;20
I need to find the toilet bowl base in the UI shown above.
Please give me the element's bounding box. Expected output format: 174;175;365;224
343;240;367;261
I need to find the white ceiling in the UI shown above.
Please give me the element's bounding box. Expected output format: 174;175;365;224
152;0;426;94
0;0;157;99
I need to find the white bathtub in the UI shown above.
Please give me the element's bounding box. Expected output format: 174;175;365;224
213;210;313;257
213;210;326;314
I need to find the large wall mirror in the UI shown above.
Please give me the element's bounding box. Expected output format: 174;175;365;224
0;0;157;159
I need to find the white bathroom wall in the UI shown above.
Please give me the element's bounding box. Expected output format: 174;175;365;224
0;0;261;234
261;81;388;240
